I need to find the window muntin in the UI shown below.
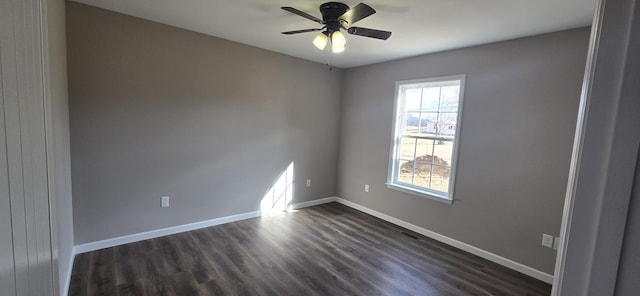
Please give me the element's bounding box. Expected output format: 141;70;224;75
388;76;465;202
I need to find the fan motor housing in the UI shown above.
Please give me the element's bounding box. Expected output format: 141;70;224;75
320;2;349;23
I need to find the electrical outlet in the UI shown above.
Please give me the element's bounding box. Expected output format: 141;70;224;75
364;184;370;192
161;196;170;208
541;234;553;248
306;179;311;187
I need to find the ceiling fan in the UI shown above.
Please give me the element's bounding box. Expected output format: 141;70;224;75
281;2;392;53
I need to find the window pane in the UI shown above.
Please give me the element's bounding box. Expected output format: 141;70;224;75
399;137;417;159
404;89;422;112
398;160;414;184
416;138;435;161
438;112;458;138
439;85;460;112
390;76;464;199
422;87;440;112
412;163;431;188
420;112;438;135
403;112;420;135
433;140;454;166
430;164;451;193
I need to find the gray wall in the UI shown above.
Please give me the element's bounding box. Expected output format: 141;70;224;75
48;0;74;293
66;2;342;244
66;0;592;279
338;28;589;274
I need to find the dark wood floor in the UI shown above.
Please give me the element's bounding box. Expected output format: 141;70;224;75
69;202;551;296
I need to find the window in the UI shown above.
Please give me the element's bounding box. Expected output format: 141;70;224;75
387;75;465;202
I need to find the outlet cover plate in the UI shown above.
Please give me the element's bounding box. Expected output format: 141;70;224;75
542;234;553;248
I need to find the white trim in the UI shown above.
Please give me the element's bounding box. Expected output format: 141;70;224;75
290;196;337;210
387;75;466;202
65;197;338;293
74;210;261;254
73;197;339;254
62;252;75;296
334;197;554;284
68;195;552;290
386;183;453;204
552;1;603;293
552;0;640;293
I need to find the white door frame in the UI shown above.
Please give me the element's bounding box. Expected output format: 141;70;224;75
552;0;640;294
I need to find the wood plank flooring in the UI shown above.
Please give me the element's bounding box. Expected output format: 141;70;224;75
69;202;551;295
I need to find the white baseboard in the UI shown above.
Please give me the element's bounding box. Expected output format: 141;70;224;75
69;195;552;290
74;210;261;254
73;197;339;254
334;197;554;284
290;196;337;210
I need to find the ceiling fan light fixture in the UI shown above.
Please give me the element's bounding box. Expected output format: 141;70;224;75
331;30;346;53
312;31;329;50
331;42;345;53
282;2;391;54
332;31;346;46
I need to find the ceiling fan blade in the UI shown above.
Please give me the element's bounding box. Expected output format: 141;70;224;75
282;28;323;35
340;3;376;25
281;7;323;24
347;27;392;40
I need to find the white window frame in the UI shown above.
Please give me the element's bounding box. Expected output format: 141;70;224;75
387;75;466;204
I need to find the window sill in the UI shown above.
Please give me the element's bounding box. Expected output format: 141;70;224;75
386;183;453;205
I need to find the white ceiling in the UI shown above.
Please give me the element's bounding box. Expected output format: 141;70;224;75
71;0;597;68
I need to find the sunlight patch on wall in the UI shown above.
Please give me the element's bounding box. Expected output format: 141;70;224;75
260;162;294;216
